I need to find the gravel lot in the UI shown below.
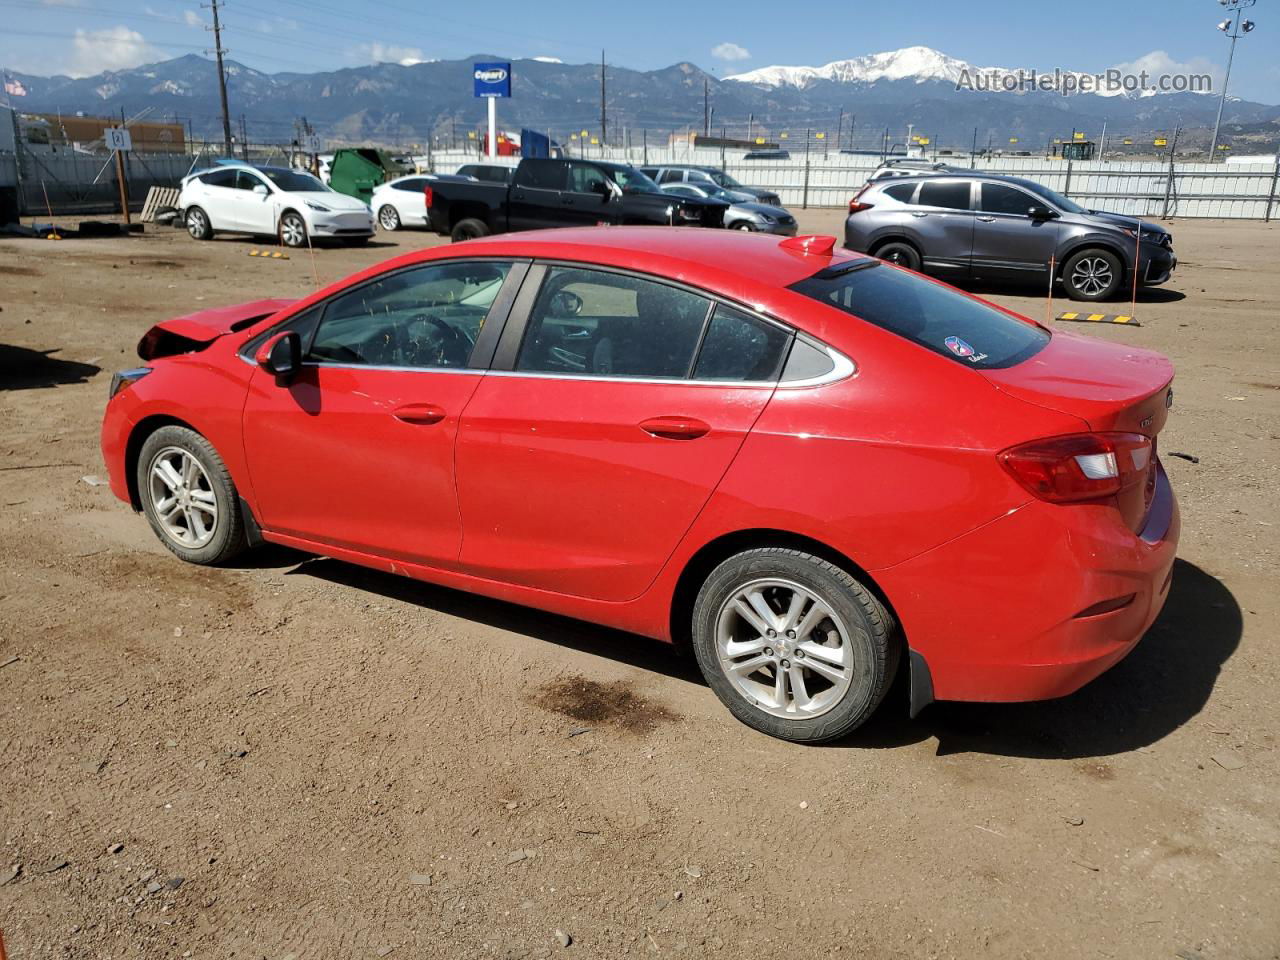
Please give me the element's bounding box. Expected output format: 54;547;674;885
1;211;1277;959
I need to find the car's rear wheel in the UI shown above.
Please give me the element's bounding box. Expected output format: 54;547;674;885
450;218;490;243
1062;248;1122;301
377;204;401;231
690;548;900;743
279;211;308;248
185;207;213;241
731;221;755;232
137;426;246;565
873;241;921;271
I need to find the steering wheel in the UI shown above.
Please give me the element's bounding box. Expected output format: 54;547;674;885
404;313;471;366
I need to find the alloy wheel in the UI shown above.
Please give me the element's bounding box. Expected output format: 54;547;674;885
281;215;306;247
186;210;206;238
378;205;400;230
147;446;218;548
1070;257;1114;296
715;578;855;720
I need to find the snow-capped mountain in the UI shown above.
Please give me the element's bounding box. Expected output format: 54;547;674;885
727;45;1127;99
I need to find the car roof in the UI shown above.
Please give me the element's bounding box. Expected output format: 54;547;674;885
345;228;866;337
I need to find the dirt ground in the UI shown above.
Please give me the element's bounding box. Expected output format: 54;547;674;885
1;210;1278;960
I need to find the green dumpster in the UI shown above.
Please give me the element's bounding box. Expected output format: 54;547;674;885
328;148;405;204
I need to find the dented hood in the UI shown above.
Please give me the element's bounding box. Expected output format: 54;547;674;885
138;298;295;359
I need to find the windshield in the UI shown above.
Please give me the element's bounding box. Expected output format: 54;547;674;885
1016;178;1086;214
260;168;329;192
709;170;743;189
789;261;1049;370
614;166;662;194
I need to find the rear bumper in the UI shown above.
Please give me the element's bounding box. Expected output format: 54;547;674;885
877;463;1179;703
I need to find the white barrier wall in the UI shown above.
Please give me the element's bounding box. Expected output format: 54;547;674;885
422;147;1280;219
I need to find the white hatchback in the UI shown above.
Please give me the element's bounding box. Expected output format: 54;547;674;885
178;164;375;247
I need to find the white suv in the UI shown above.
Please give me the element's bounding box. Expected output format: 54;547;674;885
178;164;375;247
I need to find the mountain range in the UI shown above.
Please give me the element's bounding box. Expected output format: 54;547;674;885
5;46;1278;151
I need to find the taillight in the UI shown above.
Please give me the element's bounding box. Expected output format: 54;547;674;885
424;186;433;208
848;186;872;214
999;433;1152;503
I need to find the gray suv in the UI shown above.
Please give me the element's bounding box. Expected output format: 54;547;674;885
844;172;1176;301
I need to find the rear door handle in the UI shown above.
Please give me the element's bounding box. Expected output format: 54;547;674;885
910;211;928;218
976;215;996;222
394;403;446;425
639;416;710;440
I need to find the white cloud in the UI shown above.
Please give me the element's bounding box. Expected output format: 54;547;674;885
711;42;750;62
531;56;562;64
1110;50;1221;86
183;9;202;27
71;26;161;76
354;42;427;67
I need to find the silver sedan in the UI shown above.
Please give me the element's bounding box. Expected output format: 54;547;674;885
659;183;797;235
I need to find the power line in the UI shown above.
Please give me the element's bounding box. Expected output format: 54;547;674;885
204;0;232;155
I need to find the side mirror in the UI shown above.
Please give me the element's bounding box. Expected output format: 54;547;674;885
253;184;269;196
1027;204;1058;220
255;331;301;382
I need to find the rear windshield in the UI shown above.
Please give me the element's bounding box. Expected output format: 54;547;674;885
789;262;1049;369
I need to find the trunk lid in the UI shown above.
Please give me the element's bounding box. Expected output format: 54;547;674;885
138;298;295;360
984;329;1174;532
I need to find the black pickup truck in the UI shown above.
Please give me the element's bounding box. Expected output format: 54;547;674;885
426;158;728;241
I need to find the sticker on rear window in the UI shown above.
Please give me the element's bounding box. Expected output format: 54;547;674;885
945;336;974;357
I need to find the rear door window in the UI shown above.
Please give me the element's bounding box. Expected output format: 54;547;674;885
516;267;711;378
917;180;972;210
200;169;236;188
692;305;792;382
789;262;1048;369
516;161;566;190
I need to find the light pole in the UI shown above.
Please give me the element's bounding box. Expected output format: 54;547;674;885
1209;0;1257;161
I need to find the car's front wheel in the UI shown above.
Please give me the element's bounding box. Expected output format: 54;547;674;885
730;221;756;232
279;211;309;248
690;548;900;743
137;425;246;565
185;206;213;241
377;204;401;231
1062;248;1123;301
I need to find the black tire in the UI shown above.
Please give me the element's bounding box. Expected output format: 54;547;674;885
730;221;756;232
450;218;490;243
136;425;247;566
377;204;401;231
185;206;213;241
1062;248;1123;301
873;240;921;271
690;548;900;743
279;211;309;248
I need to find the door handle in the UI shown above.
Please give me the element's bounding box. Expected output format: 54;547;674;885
910;211;928;218
394;403;446;425
639;416;710;440
977;215;996;222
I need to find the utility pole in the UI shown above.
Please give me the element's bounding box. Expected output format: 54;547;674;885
1210;0;1257;160
239;114;248;161
204;0;233;155
836;108;844;152
703;77;709;137
1099;119;1108;160
599;49;607;147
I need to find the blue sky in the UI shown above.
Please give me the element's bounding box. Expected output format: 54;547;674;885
2;0;1275;102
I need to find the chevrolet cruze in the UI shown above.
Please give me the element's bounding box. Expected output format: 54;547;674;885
101;228;1179;742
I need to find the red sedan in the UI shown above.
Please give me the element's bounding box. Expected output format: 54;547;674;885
100;228;1179;743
